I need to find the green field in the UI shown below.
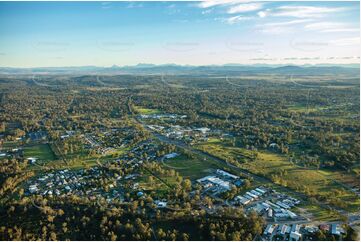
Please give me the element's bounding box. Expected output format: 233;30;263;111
134;105;161;115
195;138;255;164
161;154;223;180
2;141;22;150
195;139;359;214
23;144;56;162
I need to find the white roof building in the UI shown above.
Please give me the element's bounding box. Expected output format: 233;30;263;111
290;231;302;241
216;169;239;179
164;152;179;159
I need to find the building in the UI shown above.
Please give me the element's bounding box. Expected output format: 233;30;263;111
246;191;258;199
291;224;301;233
216;169;239;179
256;187;267;194
331;224;342;236
290;231;302;241
264;224;276;235
29;184;38;193
27;157;37;164
155;200;167;208
195;127;210;133
235;195;251;205
164;152;179;159
197;176;231;191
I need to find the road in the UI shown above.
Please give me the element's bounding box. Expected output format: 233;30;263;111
126;96;359;226
131;117;359;226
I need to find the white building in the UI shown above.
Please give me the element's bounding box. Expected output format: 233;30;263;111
216;169;239;179
290;231;302;241
164;152;179;159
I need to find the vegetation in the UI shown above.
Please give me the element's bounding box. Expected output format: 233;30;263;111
0;72;359;240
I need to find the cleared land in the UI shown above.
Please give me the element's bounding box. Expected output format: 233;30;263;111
23;144;56;162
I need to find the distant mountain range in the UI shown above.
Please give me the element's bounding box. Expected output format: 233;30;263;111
0;63;359;75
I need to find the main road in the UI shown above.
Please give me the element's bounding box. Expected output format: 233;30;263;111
127;96;359;228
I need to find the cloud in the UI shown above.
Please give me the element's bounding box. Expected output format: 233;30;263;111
228;3;264;14
304;22;359;33
264;19;313;27
197;0;243;9
202;9;213;15
330;37;360;46
257;19;313;34
259;26;294;34
273;6;347;18
126;2;143;8
224;15;254;24
322;28;359;33
257;9;270;18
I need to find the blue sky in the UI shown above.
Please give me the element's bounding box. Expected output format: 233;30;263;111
0;1;359;67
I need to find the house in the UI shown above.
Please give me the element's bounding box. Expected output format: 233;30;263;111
155;201;167;208
250;190;262;196
331;224;342;236
29;184;38;193
244;194;254;201
264;225;272;235
268;208;273;217
280;225;291;235
256;187;267;194
319;224;330;232
291;224;301;233
195;127;210;134
269;143;277;148
287;210;297;219
246;191;258;199
290;231;302;241
276;201;290;209
264;224;276;235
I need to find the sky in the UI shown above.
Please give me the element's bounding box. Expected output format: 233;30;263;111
0;1;359;67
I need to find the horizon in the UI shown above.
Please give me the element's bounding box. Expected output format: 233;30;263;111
0;1;360;68
0;62;360;69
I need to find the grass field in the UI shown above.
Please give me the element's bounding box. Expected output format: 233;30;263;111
195;138;359;214
23;144;56;162
195;138;254;164
134;105;161;115
241;152;359;212
161;154;223;180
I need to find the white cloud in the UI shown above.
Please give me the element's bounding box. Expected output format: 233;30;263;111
259;26;294;34
273;6;347;18
228;3;264;14
304;22;359;33
264;19;313;27
323;28;359;33
330;37;360;46
258;19;313;34
202;9;213;15
257;10;269;18
197;0;244;9
225;15;254;24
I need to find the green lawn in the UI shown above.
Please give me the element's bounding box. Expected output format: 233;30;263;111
161;154;223;180
133;105;161;115
195;138;254;165
23;144;56;162
2;141;22;150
